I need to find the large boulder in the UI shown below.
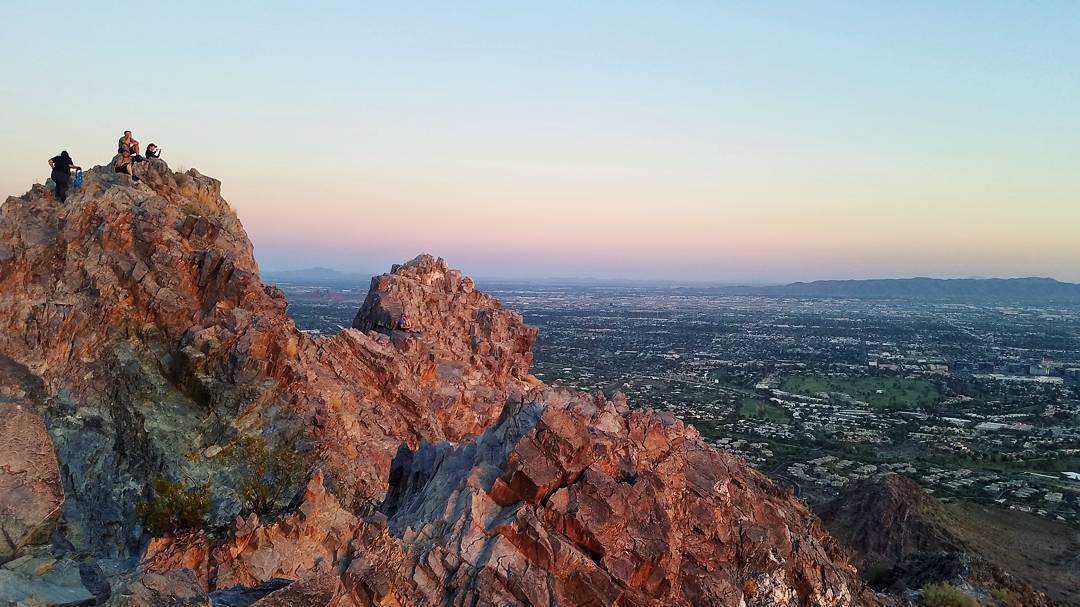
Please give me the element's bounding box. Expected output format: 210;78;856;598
0;402;62;563
0;548;96;606
106;569;211;607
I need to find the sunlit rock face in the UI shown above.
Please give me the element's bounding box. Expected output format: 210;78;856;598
0;161;876;606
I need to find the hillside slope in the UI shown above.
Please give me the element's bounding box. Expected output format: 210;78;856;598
817;475;1071;605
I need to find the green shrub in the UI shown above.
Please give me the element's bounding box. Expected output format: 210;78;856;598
232;436;315;515
136;478;210;536
991;588;1022;606
921;582;978;607
861;561;894;589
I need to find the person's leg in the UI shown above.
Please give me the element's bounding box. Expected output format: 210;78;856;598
55;178;69;202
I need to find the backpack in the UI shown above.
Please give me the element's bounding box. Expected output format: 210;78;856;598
72;169;84;189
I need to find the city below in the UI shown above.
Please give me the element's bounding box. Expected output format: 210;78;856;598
270;270;1080;528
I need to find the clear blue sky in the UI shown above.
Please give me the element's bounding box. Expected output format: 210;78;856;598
3;2;1078;281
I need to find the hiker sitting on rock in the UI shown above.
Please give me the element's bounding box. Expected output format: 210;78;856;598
145;143;161;159
397;312;420;334
118;130;144;161
115;150;140;182
47;151;81;203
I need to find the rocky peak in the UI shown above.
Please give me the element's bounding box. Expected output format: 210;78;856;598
354;252;539;388
0;160;877;605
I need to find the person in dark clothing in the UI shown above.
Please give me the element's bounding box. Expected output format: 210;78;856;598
145;143;161;159
48;151;81;203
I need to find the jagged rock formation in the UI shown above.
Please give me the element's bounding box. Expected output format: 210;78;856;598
0;159;877;605
0;160;537;560
382;391;870;606
817;474;1057;605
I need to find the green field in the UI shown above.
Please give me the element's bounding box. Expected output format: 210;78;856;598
738;397;793;424
778;375;942;411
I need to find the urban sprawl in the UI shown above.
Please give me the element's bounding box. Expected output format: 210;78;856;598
275;279;1080;526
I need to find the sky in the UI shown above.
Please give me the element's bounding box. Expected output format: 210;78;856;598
2;2;1078;282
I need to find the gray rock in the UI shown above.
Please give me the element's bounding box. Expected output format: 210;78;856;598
106;569;210;607
0;548;94;606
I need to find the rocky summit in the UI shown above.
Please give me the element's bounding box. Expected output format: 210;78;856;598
0;159;879;605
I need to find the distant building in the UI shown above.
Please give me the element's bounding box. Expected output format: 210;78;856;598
1006;362;1029;375
951;360;974;373
973;374;1063;385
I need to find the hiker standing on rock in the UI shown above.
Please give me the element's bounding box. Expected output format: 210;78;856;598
47;151;80;203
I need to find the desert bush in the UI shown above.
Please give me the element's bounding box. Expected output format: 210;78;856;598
991;588;1023;606
921;582;978;607
861;561;894;589
742;578;757;597
136;478;210;536
232;436;315;515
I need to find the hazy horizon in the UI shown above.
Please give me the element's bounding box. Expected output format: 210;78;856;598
261;262;1078;286
4;3;1078;282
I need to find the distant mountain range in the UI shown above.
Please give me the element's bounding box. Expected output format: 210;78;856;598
493;276;1080;301
263;267;375;283
267;268;1080;302
712;277;1080;301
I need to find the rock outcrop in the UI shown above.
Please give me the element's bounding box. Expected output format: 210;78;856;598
0;402;62;563
381;390;873;606
0;159;877;605
353;253;540;443
0;160;537;560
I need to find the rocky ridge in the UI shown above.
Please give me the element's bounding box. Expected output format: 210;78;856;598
1;159;877;605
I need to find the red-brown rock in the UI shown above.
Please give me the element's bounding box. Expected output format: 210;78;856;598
383;391;877;606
